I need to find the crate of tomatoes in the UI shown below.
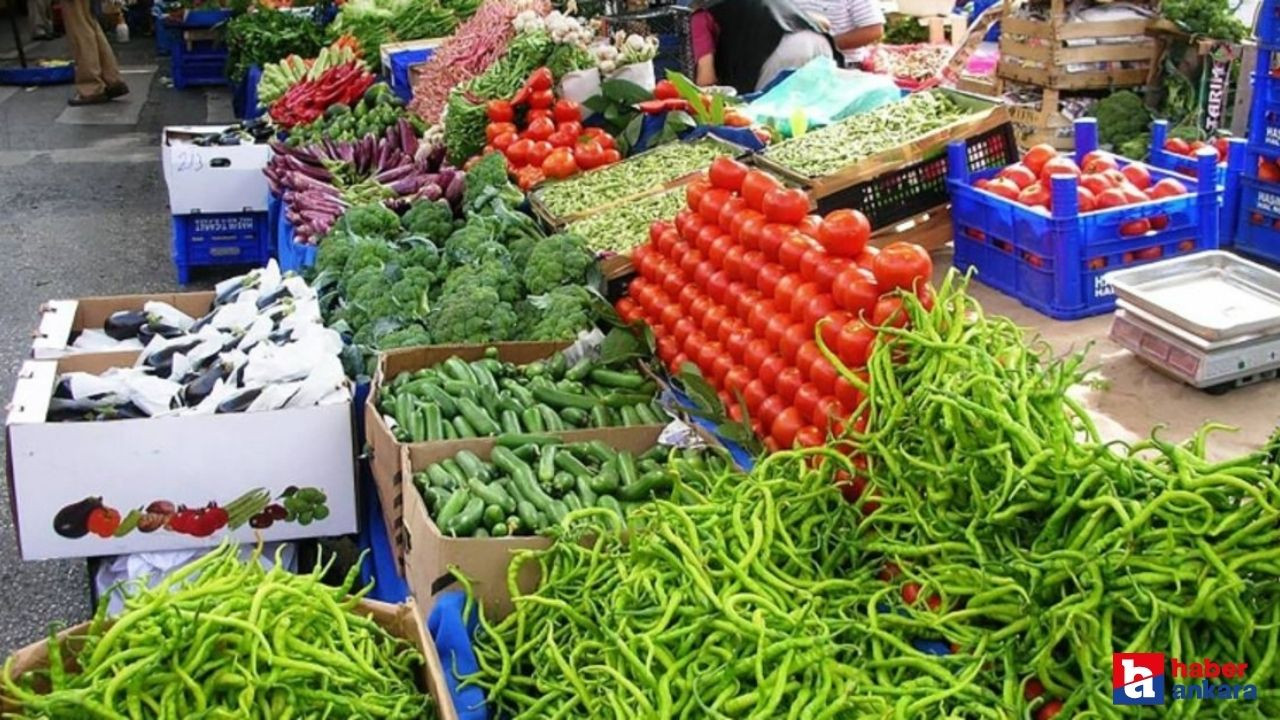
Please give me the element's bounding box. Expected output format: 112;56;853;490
1147;120;1245;248
479;67;621;192
616;155;934;452
948;118;1222;320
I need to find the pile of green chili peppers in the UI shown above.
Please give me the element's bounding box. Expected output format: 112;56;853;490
3;543;434;719
464;270;1280;719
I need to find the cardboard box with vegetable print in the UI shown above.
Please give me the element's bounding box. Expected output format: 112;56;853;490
5;352;357;560
366;340;670;566
401;425;734;618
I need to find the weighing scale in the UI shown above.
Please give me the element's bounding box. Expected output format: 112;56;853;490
1105;251;1280;393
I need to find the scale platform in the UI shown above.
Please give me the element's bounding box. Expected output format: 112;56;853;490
1105;251;1280;393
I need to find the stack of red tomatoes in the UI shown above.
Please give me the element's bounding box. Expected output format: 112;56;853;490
615;156;934;451
482;67;622;190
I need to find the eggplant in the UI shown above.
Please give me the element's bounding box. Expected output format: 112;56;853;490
98;401;148;420
256;285;291;310
143;338;203;378
48;406;92;422
180;362;229;406
268;327;294;344
146;318;186;340
53;497;101;538
216;387;263;414
189;310;216;333
104;310;148;340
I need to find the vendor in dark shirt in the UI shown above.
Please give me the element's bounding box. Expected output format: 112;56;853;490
690;0;840;93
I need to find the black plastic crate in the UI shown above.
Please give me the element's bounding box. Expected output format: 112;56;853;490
810;122;1017;229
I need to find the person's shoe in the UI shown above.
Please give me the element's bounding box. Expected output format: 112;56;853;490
69;93;111;106
105;82;129;99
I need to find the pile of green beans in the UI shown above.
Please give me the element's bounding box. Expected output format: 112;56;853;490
380;349;665;443
826;270;1280;718
565;186;685;254
3;543;434;719
762;91;969;177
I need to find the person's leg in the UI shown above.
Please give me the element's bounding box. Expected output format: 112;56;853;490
91;14;124;87
756;30;834;91
63;0;108;99
28;0;54;38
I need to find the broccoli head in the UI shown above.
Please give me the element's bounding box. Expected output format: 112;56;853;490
376;323;433;350
388;265;435;318
443;221;510;267
522;233;594;295
399;236;442;272
401;200;456;240
428;285;518;344
314;230;355;278
341;236;398;278
1094;90;1151;149
338;203;403;239
523;286;596;341
464;153;523;213
441;259;523;304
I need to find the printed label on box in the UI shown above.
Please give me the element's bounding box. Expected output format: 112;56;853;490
1256;188;1280;216
193;215;257;233
1094;274;1115;299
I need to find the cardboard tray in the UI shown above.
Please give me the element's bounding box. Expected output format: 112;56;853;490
31;291;216;360
1;598;458;720
366;342;666;569
5;352;358;560
401;425;666;619
753;89;1012;198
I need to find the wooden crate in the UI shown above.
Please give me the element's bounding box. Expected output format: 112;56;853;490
1008;87;1076;151
871;203;953;254
997;0;1157;90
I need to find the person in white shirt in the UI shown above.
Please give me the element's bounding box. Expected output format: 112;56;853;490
796;0;886;58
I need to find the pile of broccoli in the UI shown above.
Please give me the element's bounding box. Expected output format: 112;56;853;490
312;192;601;351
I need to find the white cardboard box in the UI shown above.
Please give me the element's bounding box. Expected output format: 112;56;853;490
5;353;358;560
161;125;271;214
31;291;216;360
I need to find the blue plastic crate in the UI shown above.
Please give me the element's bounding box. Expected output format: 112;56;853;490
1147;120;1245;247
233;64;265;119
1236;177;1280;264
267;191;282;255
275;204;318;273
388;47;434;103
171;211;271;284
153;8;176;55
180;8;233;27
949;118;1222;320
1259;0;1280;45
172;46;229;89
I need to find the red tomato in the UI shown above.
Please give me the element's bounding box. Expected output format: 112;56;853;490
1164;138;1192;156
708;156;750;192
723;245;747;281
985;177;1021;201
697;224;724;255
486;122;517;142
741;170;781;211
731;209;766;245
1076;186;1097;212
602;148;621;164
1103;168;1131;189
526;108;553;124
724;365;752;395
837;321;876;368
1149;178;1188;198
1260;159;1280;183
505;138;534;167
673;209;696;241
1024;679;1045;701
707;270;732;306
679;249;705;278
1150;214;1169;230
757;263;786;297
1017;183;1051;209
792;384;822;422
771;408;805;448
779;323;809;363
668;352;689;374
718;197;747;234
671;317;699;347
1021;144;1057;177
1079;173;1113;197
1081;150;1119;174
777;236;811;272
1121;164;1152;190
773;366;805;403
686;177;711;213
765;313;793;349
773;274;804;313
702;304;730;338
818;310;850;349
1135;245;1163;260
856;246;879;272
486;100;515;123
524;116;555;141
872;297;907;328
1096;188;1129;209
744;337;772;372
872;242;933;293
997;163;1037;189
659;302;683;331
738;250;767;285
788;281;820;317
573;139;607;170
809;359;839;397
746;302;774;338
1121;184;1149;205
801;293;836;328
552;99;581;123
542;148;579;179
662;271;685;298
681;215;707;246
758;356;786;392
762;187;810;225
759;224;794;260
1036;700;1064;720
709;354;734;387
653;79;679;100
726;326;753;361
795;342;823;379
1121;219;1152;237
526;141;554;167
798;214;822;239
717;315;743;345
742;379;770;413
757;395;787;433
491;131;518;153
708;234;734;267
529;89;555;110
515;165;545;191
811;396;846;430
832;266;880;318
799;248;829;284
694;260;717;292
816;209;871;257
700;188;734;225
795;426;825;447
740;215;769;250
834;375;861;409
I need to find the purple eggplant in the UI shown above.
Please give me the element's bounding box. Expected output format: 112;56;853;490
445;172;465;206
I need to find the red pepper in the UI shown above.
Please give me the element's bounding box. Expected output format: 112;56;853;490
663;98;693;113
636;100;668;115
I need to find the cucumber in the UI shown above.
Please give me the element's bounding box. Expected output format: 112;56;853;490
617;451;639;487
515;501;542;532
474;527;490;538
408;405;427;442
468;477;516;514
522;406;545;433
565;356;595;381
597;495;625;522
495;433;561;448
589;368;649;389
453;415;478;438
513;444;539;462
575;476;598;506
640;444;669;463
435;488;470;527
560;407;590;427
441;379;478;400
421;486;452;513
537;404;564;431
455;450;491;481
563;493;583;512
547;352;568;380
443;497;485;536
482;503;506;527
546;500;569;524
491;522;510;537
532;385;599;410
620;406;642;427
601;392;658;409
538;446;558;483
426;465;458;489
441;459;469;485
590;405;612;428
443;357;478;385
500;409;523;435
501;379;536;408
420;383;457;416
443;420;458;440
457;398;499;435
470;363;500;395
618;470;674;501
553;471;576;495
634;402;661;425
423;403;444;441
553;451;593;478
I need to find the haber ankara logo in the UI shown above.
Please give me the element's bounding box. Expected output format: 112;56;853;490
1113;653;1165;705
